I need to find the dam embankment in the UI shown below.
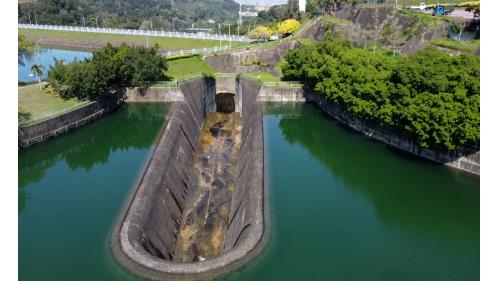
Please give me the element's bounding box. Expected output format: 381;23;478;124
258;85;480;175
112;77;265;279
18;95;123;149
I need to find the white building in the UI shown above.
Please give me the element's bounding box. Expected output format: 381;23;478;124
299;0;306;12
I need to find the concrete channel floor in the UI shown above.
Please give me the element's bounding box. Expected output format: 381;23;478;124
173;112;242;262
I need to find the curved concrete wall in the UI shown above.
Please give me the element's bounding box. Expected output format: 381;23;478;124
112;78;266;279
257;86;480;175
18;95;123;149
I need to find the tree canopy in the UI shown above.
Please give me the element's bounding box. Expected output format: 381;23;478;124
47;44;168;100
281;39;480;150
18;35;35;66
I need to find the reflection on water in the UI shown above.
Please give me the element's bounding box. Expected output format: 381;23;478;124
19;103;171;212
18;101;478;281
18;48;92;82
19;103;170;281
277;103;479;243
223;102;479;281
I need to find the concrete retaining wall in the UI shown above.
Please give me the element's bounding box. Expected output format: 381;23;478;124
124;86;185;102
112;78;266;279
18;95;123;149
257;86;480;175
204;42;295;75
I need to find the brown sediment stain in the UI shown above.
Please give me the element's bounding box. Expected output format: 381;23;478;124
172;112;242;262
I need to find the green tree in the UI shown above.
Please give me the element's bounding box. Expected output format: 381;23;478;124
47;43;168;100
18;35;35;66
281;38;480;150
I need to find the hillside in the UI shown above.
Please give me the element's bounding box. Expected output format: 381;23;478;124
18;0;241;30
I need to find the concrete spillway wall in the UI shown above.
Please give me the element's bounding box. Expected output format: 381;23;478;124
112;77;266;279
124;86;185;102
258;86;480;175
18;95;123;149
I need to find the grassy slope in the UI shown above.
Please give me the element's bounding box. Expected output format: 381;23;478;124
18;84;85;122
243;72;280;83
430;38;480;53
19;28;249;51
165;55;214;80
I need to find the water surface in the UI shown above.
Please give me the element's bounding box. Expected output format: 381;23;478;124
222;102;479;281
18;48;92;82
18;102;479;281
19;103;171;281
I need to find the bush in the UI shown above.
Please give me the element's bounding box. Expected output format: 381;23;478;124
248;26;273;41
276;19;301;37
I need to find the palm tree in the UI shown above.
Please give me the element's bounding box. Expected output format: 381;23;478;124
30;64;44;89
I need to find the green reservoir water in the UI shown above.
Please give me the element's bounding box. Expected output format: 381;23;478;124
19;103;171;281
18;102;479;281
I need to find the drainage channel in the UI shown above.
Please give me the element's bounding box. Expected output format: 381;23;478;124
173;112;242;262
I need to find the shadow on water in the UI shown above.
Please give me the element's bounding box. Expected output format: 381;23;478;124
18;103;171;213
268;102;479;244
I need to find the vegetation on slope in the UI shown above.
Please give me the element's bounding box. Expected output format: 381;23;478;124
165;54;214;80
281;39;479;150
47;44;167;100
18;84;87;124
18;0;241;30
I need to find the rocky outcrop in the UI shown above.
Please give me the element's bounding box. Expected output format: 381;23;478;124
204;41;296;75
303;5;447;54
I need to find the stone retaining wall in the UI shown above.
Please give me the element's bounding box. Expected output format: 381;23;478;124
18;95;123;149
112;78;266;279
257;86;480;175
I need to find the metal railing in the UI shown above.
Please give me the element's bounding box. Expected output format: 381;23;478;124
163;45;233;57
19;100;92;126
18;23;252;42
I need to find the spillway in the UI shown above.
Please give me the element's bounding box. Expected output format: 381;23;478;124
111;77;266;279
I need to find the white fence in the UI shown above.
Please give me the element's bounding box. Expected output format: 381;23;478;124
163;45;233;57
18;23;252;42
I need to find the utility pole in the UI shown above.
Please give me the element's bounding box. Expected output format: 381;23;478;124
238;3;242;36
96;16;99;28
219;23;222;50
229;24;231;50
82;15;86;27
28;13;31;25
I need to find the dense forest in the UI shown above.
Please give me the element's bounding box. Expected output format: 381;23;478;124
18;0;241;30
281;39;480;150
47;44;168;100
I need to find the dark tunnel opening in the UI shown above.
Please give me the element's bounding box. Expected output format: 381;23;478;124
216;92;236;113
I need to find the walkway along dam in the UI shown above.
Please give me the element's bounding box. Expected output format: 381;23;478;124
111;77;268;279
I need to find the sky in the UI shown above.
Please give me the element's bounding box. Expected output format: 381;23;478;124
235;0;288;5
